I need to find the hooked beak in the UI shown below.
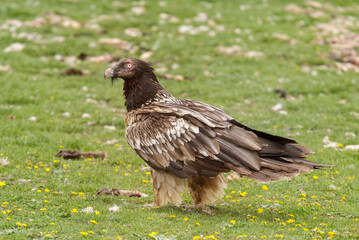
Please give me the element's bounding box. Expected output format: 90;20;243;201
104;67;114;79
104;67;116;85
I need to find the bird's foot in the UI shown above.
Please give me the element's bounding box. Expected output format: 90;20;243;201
143;202;160;208
182;204;214;215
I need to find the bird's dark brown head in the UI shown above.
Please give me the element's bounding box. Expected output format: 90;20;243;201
104;57;165;112
104;58;154;83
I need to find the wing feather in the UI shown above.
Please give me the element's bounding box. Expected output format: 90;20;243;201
125;99;325;180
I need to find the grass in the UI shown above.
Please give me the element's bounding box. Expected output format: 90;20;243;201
1;0;359;239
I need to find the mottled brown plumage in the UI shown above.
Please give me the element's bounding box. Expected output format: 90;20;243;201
104;58;329;209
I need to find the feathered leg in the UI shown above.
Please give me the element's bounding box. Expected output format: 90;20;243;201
187;174;227;208
147;169;186;207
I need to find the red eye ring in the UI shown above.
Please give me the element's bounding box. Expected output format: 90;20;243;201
126;63;132;69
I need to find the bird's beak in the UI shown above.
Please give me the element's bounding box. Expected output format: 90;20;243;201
104;67;114;79
104;67;116;86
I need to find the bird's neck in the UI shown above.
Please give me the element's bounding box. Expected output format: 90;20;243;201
123;71;165;112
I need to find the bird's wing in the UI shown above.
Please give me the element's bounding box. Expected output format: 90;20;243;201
181;100;326;181
126;100;325;181
125;108;225;178
125;100;265;178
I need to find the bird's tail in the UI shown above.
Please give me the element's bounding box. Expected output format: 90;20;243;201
247;141;330;183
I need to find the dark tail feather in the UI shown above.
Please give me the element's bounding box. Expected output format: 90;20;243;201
249;141;330;183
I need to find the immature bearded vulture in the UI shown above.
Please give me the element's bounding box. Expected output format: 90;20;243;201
104;58;328;210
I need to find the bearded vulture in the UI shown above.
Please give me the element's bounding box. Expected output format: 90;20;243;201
104;58;328;210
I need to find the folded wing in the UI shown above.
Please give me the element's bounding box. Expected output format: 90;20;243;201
125;100;328;182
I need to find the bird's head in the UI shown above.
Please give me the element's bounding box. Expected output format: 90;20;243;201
104;58;154;84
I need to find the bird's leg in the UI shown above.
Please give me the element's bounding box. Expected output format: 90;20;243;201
142;191;164;208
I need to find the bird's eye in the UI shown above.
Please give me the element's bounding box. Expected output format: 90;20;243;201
126;63;132;69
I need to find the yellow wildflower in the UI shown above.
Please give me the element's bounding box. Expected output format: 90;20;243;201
149;232;157;237
287;219;295;224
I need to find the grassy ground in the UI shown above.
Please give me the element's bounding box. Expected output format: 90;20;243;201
1;0;359;239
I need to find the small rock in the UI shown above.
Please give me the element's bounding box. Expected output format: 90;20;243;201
87;121;96;126
216;45;241;56
0;65;11;72
3;43;25;53
323;136;339;148
131;6;145;15
272;103;283;112
81;207;94;213
244;51;264;58
109;204;120;213
105;139;119;145
62;112;71;117
344;145;359;151
104;125;116;131
82;113;91;119
140;51;153;61
0;157;10;166
19;179;32;183
338;99;348;104
345;132;356;138
124;28;141;37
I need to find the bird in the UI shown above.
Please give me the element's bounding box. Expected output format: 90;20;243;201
104;57;329;211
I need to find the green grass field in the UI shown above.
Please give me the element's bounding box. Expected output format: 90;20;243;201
1;0;359;239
